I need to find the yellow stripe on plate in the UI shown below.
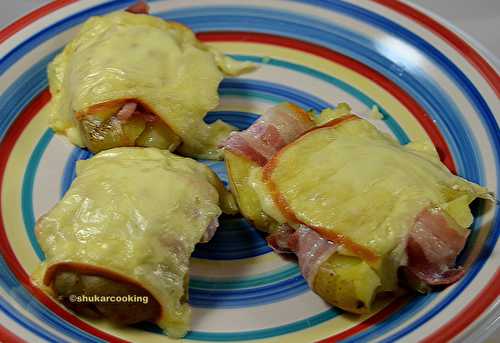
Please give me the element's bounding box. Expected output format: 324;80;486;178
210;42;430;143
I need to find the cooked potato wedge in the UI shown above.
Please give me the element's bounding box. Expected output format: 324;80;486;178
224;150;275;231
313;254;381;313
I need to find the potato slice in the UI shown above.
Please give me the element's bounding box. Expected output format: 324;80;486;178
224;151;276;231
313;254;381;313
136;120;182;151
80;116;146;153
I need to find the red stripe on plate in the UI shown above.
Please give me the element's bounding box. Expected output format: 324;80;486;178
421;269;500;343
0;90;129;343
198;31;456;173
316;297;409;343
0;0;77;44
373;2;500;338
0;323;26;343
374;0;500;98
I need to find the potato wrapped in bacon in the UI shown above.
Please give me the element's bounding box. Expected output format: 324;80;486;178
48;3;253;159
32;147;236;338
221;102;493;313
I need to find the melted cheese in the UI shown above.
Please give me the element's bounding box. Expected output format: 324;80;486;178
260;118;491;258
34;148;223;337
48;11;253;159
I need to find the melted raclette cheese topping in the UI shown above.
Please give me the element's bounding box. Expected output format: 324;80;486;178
48;11;253;159
258;118;491;258
34;148;223;337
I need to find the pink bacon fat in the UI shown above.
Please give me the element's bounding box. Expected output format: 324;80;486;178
200;218;219;243
268;207;469;288
115;102;157;123
406;207;469;286
267;225;337;286
126;0;150;14
220;103;315;166
115;102;137;121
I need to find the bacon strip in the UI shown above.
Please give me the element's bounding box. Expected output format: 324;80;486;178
135;112;157;123
268;207;469;288
220;103;315;166
116;102;137;121
268;225;337;286
267;224;296;253
200;218;219;243
406;208;469;286
126;0;150;14
230;103;470;288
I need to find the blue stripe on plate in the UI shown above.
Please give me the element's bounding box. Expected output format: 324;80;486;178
228;55;410;143
0;52;54;141
21;130;52;261
220;78;332;111
133;307;340;341
191;217;272;260
190;275;308;308
190;264;300;290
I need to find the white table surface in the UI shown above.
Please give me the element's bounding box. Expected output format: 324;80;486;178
0;0;498;342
